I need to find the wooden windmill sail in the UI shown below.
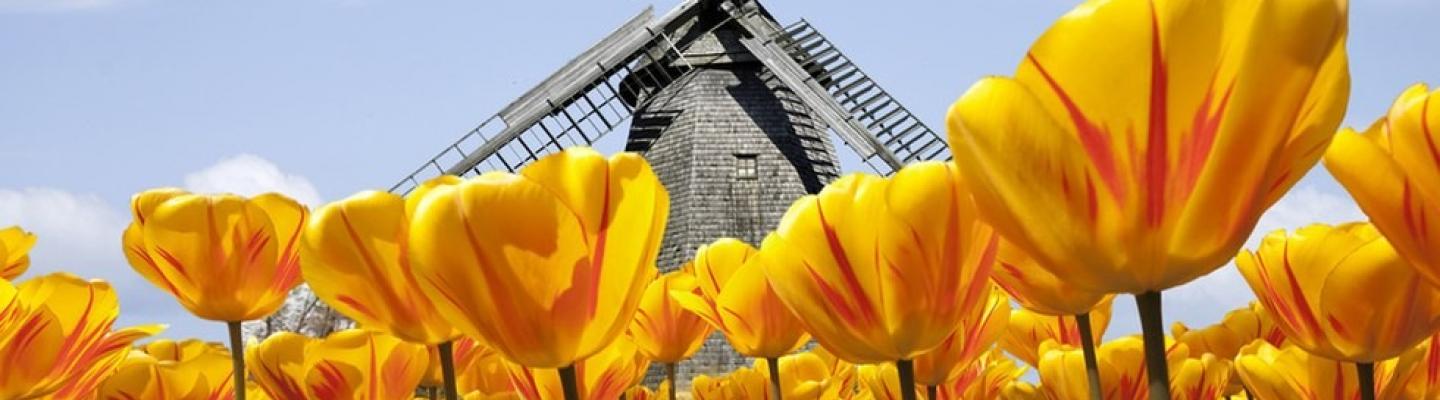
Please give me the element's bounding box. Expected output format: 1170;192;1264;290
391;0;950;381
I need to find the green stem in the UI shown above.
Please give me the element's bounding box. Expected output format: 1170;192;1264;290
926;384;937;400
559;364;582;400
666;362;677;400
768;357;784;400
1136;291;1171;400
1075;312;1104;400
438;341;460;400
227;321;247;400
896;359;918;400
1357;362;1376;400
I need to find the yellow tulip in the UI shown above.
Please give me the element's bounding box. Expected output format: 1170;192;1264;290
761;161;997;364
1037;337;1231;400
1328;84;1440;286
914;287;1010;387
935;348;1028;400
810;346;859;400
754;352;837;399
0;273;163;399
629;269;713;363
993;239;1109;317
855;363;922;400
305;330;430;400
1000;296;1114;368
1000;381;1042;400
96;345;235;400
1388;333;1440;399
622;382;669;400
142;338;230;362
409;147;667;369
672;238;809;358
451;338;516;397
122;189;307;322
1237;223;1440;363
247;332;310;400
300;185;461;345
1171;302;1287;395
507;335;651;400
1235;340;1426;400
0;226;36;280
691;368;769;400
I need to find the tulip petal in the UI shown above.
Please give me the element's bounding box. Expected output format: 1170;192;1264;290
0;226;36;280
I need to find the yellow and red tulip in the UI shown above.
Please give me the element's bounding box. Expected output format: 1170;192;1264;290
761;161;998;364
809;346;859;400
96;342;235;400
300;183;461;345
691;368;769;400
999;296;1114;368
1237;223;1440;363
1325;84;1440;289
1387;333;1440;399
672;238;809;359
993;239;1109;317
507;335;651;400
248;329;430;400
945;0;1350;295
934;348;1028;400
1037;337;1231;400
247;332;309;400
0;226;36;280
628;268;713;363
855;363;922;400
622;382;670;400
1235;340;1426;400
1171;302;1287;395
450;338;517;397
409;147;667;369
754;351;837;399
121;189;307;322
914;287;1010;387
0;273;163;399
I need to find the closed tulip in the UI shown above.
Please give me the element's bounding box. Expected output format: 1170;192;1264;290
914;287;1010;388
946;0;1350;393
248;332;309;400
629;268;714;397
1325;84;1440;288
993;239;1108;318
935;348;1028;400
1171;302;1287;395
809;346;858;400
451;338;516;397
1235;340;1426;400
855;364;922;400
507;335;651;400
305;330;430;400
0;273;163;399
673;238;809;358
691;368;768;400
409;147;667;376
1237;223;1440;363
1037;337;1231;400
0;226;35;280
754;352;837;399
97;344;235;400
1000;296;1114;368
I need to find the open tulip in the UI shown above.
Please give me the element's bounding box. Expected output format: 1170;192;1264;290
409;147;668;398
0;226;35;280
1000;296;1114;368
1325;84;1440;288
97;342;235;400
672;238;809;398
628;268;713;396
935;348;1028;400
1235;340;1427;400
914;287;1010;389
507;335;651;400
1038;337;1231;400
0;273;163;399
946;0;1350;395
122;188;308;400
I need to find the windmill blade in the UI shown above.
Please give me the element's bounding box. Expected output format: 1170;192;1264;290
390;2;702;194
726;2;948;176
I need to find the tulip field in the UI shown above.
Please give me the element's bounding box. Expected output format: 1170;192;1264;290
6;0;1440;399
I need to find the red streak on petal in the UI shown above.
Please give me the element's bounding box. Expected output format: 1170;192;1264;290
1144;0;1169;228
1026;53;1123;202
815;202;878;326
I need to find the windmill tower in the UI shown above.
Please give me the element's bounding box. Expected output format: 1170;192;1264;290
390;0;950;383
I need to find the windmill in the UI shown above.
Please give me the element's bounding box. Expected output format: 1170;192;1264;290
391;0;949;381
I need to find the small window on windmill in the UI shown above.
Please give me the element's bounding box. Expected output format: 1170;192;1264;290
734;154;758;180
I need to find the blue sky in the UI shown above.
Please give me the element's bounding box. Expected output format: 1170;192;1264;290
2;0;1438;346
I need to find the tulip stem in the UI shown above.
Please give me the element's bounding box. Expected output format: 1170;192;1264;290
227;321;247;400
1075;312;1104;400
1135;291;1171;400
1357;362;1376;400
767;357;784;400
438;341;460;400
666;362;677;400
926;385;937;400
560;364;582;400
896;359;918;400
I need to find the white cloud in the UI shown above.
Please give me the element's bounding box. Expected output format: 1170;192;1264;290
0;0;122;12
185;154;323;207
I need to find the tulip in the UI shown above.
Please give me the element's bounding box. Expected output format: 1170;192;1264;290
999;296;1114;368
0;225;35;280
946;0;1351;395
761;161;998;400
914;287;1010;396
628;268;714;398
0;273;164;399
691;367;769;400
934;348;1028;400
622;382;669;400
451;338;517;397
1387;333;1440;399
122;189;309;400
753;352;838;399
1235;340;1428;400
248;332;309;400
810;346;859;400
1171;302;1287;395
408;148;667;400
1327;84;1440;283
1237;223;1440;399
672;238;809;399
1001;382;1042;400
302;181;464;397
96;343;235;400
855;364;922;400
507;335;651;400
248;330;431;400
1037;337;1232;400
